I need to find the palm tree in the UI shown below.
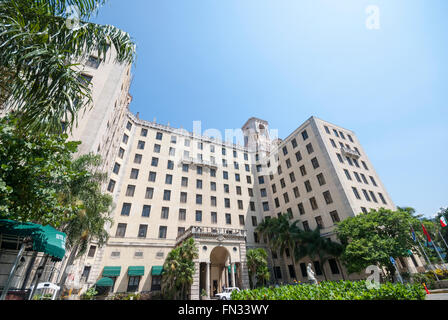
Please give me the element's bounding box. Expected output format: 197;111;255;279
256;218;279;282
162;238;198;300
270;214;302;280
56;153;113;295
295;228;344;281
246;248;269;289
0;0;136;133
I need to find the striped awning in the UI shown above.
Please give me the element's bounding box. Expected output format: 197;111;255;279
128;266;145;276
151;266;163;276
102;266;121;277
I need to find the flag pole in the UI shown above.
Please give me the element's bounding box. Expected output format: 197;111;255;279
438;230;448;251
410;223;440;281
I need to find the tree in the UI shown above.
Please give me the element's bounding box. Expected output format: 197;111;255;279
0;114;82;227
336;208;420;279
246;248;270;288
0;0;136;133
57;153;113;295
436;208;448;256
161;238;199;300
295;228;344;281
256;218;280;282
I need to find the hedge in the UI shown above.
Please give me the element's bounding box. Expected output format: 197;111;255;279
231;281;426;300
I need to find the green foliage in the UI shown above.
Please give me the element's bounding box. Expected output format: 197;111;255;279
0;115;82;227
0;0;136;133
231;281;426;300
246;248;270;288
110;293;141;300
32;293;53;300
161;238;199;300
336;208;420;276
80;287;98;300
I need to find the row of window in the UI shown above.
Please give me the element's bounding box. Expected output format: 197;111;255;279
336;153;369;170
115;212;258;239
351;187;388;205
324;125;354;144
344;169;378;186
123;126;250;160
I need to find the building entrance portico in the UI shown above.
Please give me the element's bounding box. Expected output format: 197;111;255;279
176;226;250;300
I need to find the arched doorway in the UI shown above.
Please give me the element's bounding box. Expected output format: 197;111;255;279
200;246;241;298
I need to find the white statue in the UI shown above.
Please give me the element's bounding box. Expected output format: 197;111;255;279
307;263;318;285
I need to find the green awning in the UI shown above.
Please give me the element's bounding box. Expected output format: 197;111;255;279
151;266;163;276
95;277;114;287
128;266;145;276
102;266;121;277
0;219;66;261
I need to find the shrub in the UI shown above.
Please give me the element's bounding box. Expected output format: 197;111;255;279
231;281;426;300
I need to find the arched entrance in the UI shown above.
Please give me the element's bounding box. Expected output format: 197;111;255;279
199;246;241;299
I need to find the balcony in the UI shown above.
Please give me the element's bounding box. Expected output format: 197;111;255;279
176;226;247;244
341;147;360;159
181;156;218;169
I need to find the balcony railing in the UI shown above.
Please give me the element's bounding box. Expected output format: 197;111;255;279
181;156;218;169
176;226;247;244
341;147;361;159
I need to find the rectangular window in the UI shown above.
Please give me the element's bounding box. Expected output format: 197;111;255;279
352;187;361;199
141;128;148;137
302;130;309;141
153;144;161;153
156;132;163;140
306;143;314;154
163;190;171;201
161;207;169;219
224;198;230;208
305;180;312;193
167;160;174;170
379;193;387;205
115;223;127;238
138;225;148;238
283;146;288;156
323;191;333;205
137;140;145;150
251;216;258;227
130;168;139;179
329;259;340;274
296;151;302;162
126;185;135;197
179;209;187;221
302;221;310;232
317;173;326;186
211;212;217;224
196;179;203;189
330;210;340;223
344;169;352;180
195;210;202;222
210;182;217;191
113;162;121;174
88;246;97;258
370;176;378;187
158;226;167;239
107;179;116;192
122;134;129;144
134;154;142;164
236;186;242;195
369;191;378;203
263;202;269;212
239;215;245;225
300;165;307;176
298;203;305;215
151;157;159;167
118;148;125;159
336;153;344;163
225;213;232;225
142;205;151;217
315;216;324;229
283;192;290;204
165;175;173;185
289;172;296;183
362;161;369;170
311;157;320;169
291;138;298;148
310;197;318;210
181;177;188;187
196;194;203;205
180;192;187;203
148;171;157;182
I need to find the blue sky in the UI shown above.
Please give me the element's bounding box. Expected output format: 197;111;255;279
93;0;447;218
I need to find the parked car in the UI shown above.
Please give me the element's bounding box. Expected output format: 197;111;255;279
215;287;240;300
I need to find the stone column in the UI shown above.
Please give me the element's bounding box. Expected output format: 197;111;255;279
231;263;236;288
206;262;210;298
190;260;200;300
239;245;250;290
